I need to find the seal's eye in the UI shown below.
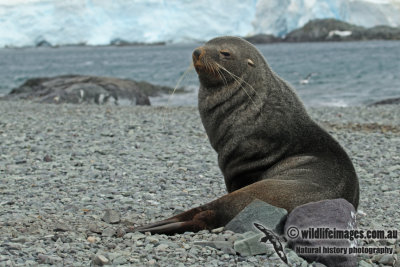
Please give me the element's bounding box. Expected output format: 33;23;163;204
220;50;231;57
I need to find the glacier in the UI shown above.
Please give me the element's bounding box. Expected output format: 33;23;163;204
0;0;400;47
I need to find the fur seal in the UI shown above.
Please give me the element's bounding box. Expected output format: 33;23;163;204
136;36;359;234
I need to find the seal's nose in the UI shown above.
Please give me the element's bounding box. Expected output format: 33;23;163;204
192;48;202;60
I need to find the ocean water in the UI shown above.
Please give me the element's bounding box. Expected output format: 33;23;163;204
0;41;399;106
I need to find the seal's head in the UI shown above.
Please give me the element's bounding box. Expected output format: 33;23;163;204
192;36;264;88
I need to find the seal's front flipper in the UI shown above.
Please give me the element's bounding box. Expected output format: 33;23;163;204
134;207;217;234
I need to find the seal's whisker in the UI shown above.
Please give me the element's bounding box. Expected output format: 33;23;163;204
162;64;194;128
215;62;262;104
168;64;194;105
219;67;256;105
205;60;213;75
215;63;258;106
214;64;228;86
217;69;227;86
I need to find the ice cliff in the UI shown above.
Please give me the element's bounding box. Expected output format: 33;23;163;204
0;0;399;47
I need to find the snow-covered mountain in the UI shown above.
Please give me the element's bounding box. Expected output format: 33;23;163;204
0;0;400;47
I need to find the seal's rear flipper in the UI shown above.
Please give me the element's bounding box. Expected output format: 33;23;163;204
134;207;218;234
134;178;345;235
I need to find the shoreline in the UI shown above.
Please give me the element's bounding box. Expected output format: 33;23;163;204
0;102;399;266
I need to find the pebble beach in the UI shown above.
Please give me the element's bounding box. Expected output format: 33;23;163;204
0;101;399;266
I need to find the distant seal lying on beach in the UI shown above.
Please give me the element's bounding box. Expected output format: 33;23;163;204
136;36;359;234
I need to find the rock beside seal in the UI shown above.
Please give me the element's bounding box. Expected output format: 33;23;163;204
284;198;357;267
0;75;176;105
224;199;287;234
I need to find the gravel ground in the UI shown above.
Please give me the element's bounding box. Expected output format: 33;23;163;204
0;101;399;266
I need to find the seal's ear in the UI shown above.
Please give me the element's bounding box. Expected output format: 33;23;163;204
247;59;255;67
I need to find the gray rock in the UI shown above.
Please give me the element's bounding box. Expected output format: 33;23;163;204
370;97;400;105
37;254;63;264
116;227;126;238
92;254;110;266
378;254;396;265
3;242;22;250
284;198;357;267
194;241;236;255
146;236;159;244
285;250;308;265
380;185;390;192
53;222;70;232
89;223;102;234
10;237;28;243
358;260;374;267
225;199;287;234
113;256;128;265
125;232;146;241
233;231;276;256
102;209;120;224
43;155;53;162
102;227;116;237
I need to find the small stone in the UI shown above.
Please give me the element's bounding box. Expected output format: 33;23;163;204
106;242;116;249
372;254;383;263
113;256;127;265
102;227;116;237
37;254;62;264
358;260;374;267
233;231;275;256
194;241;236;255
380;185;390;192
211;227;224;233
10;237;27;243
126;232;146;241
286;250;306;265
53;222;70;232
102;209;121;224
89;223;102;234
177;167;187;172
146;236;159;244
92;254;109;266
15;159;27;164
116;227;126;238
43;155;53;162
87;236;97;243
4;242;22;250
378;254;396;265
155;244;169;251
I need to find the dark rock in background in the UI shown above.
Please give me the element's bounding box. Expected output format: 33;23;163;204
369;97;400;106
244;34;281;44
284;19;364;42
245;18;400;43
284;198;357;267
0;75;179;105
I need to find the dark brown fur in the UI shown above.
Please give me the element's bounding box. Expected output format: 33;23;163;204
136;36;359;234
